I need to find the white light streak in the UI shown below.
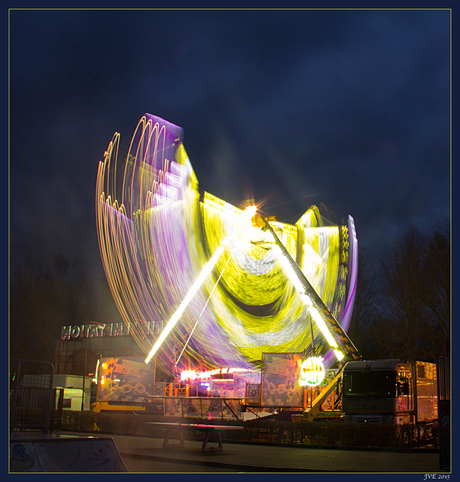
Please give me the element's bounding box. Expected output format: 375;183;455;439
175;245;235;366
334;349;344;361
144;239;228;364
276;249;306;294
308;305;337;348
275;248;345;361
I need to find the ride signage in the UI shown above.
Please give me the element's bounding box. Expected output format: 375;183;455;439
61;320;163;341
299;357;325;387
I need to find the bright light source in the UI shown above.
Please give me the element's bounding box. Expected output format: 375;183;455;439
309;306;338;348
181;370;197;381
300;293;313;307
334;349;344;361
244;205;257;219
144;239;228;364
276;250;306;294
274;247;345;360
299;357;325;387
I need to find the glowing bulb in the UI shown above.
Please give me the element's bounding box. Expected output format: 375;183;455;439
244;205;257;219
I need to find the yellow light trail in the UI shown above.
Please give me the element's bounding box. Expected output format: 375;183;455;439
144;239;228;364
175;245;235;367
273;244;345;361
95;114;359;372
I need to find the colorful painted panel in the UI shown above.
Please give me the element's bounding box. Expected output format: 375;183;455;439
96;357;154;403
261;352;303;407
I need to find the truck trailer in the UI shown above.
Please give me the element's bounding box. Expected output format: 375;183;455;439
341;359;437;424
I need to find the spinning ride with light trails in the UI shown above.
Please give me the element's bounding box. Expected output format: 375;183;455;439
95;114;360;378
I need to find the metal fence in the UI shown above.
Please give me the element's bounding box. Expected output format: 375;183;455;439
436;354;450;471
10;359;55;434
436;354;450;400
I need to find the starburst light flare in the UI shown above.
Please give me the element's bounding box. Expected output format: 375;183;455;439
95;114;358;376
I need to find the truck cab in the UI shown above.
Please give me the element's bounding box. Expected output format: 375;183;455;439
341;359;437;424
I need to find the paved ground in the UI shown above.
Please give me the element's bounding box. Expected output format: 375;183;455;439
107;432;442;474
11;430;443;474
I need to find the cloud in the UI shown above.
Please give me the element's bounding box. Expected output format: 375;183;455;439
9;8;450;274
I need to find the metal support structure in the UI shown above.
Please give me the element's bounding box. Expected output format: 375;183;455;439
261;220;361;362
303;366;343;421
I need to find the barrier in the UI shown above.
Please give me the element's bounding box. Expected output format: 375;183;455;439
10;359;55;434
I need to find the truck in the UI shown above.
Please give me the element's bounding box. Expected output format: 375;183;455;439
258;217;439;426
341;359;437;424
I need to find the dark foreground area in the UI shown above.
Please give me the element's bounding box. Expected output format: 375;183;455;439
11;430;443;474
59;410;440;450
110;431;441;473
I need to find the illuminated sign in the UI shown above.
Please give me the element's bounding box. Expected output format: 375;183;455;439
61;323;128;340
299;357;325;387
61;320;163;341
180;367;256;381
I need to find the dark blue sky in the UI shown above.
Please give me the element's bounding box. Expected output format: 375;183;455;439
9;8;450;279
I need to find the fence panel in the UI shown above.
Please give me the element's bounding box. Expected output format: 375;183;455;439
10;359;54;434
436;354;450;471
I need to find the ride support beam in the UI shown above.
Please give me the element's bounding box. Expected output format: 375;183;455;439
261;220;361;362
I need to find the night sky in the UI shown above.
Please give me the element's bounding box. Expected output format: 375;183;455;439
9;8;450;283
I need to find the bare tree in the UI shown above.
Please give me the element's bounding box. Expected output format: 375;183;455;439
419;218;450;355
373;222;450;361
9;255;99;362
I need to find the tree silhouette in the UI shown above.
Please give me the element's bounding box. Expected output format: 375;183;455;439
419;219;450;355
371;221;450;361
9;254;121;362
